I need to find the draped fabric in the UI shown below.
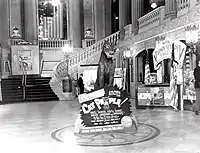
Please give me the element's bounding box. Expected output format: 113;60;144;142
144;50;150;84
170;43;178;109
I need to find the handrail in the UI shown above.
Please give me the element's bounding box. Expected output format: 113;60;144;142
68;31;120;68
40;59;44;75
21;62;28;100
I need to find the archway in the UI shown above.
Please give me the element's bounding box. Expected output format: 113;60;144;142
135;48;171;85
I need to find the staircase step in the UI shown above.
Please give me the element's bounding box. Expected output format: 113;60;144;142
1;75;58;103
26;97;59;102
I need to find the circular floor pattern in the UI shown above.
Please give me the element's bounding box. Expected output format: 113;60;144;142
51;123;160;146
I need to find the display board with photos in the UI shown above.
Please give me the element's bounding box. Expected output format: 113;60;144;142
137;86;170;107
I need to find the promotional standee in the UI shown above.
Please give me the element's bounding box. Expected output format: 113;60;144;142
74;41;138;134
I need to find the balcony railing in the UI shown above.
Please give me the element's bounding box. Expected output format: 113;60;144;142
137;6;165;33
39;39;71;49
177;0;198;16
177;0;190;16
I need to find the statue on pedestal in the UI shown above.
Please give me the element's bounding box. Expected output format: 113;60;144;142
95;41;117;89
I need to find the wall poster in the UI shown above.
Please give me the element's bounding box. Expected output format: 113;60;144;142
11;45;40;75
18;50;33;71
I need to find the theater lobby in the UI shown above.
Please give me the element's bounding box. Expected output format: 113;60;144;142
1;0;200;152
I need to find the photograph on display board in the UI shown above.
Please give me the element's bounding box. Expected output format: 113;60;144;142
82;66;98;92
18;50;33;71
82;67;127;92
113;68;126;90
150;87;165;105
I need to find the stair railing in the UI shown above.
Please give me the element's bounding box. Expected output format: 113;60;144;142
40;59;44;75
21;62;28;100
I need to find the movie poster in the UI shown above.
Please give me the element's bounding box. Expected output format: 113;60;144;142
18;50;33;71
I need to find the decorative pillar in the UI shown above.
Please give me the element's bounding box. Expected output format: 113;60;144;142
83;0;95;38
69;0;82;48
53;6;57;39
94;0;105;41
165;0;177;19
104;0;112;37
24;0;38;44
124;0;131;26
131;0;145;35
9;0;22;38
59;3;63;39
119;0;125;39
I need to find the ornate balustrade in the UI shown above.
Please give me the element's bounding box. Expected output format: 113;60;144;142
138;6;165;33
177;0;190;16
9;38;34;45
39;39;71;49
176;0;198;16
82;39;96;48
68;31;120;77
69;31;119;67
177;0;190;11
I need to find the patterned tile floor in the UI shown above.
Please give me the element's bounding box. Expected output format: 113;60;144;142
0;100;200;153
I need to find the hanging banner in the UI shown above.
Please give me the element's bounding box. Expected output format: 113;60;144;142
153;38;173;70
153;39;187;70
173;40;187;68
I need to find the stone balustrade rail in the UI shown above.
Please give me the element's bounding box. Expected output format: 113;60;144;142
82;39;96;48
69;31;119;67
68;31;120;78
137;6;165;33
177;0;190;11
39;39;71;49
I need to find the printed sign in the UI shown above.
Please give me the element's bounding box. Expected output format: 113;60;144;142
153;38;173;70
153;39;187;70
78;86;131;131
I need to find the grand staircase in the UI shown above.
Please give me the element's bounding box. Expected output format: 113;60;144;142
1;75;58;104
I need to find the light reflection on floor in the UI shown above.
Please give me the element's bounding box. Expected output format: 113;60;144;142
0;100;200;153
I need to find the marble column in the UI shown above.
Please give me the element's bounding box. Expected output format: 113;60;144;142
9;0;22;38
24;0;38;44
124;0;131;26
69;0;82;48
165;0;177;19
94;0;105;41
119;0;125;39
0;0;9;46
131;0;145;35
104;0;112;37
59;3;63;39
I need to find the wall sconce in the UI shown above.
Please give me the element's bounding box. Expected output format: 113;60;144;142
150;0;157;9
85;28;93;39
11;27;21;38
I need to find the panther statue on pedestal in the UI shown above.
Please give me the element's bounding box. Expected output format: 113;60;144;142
94;41;117;89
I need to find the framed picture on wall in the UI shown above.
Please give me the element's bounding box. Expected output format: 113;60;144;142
18;50;33;71
11;45;40;75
